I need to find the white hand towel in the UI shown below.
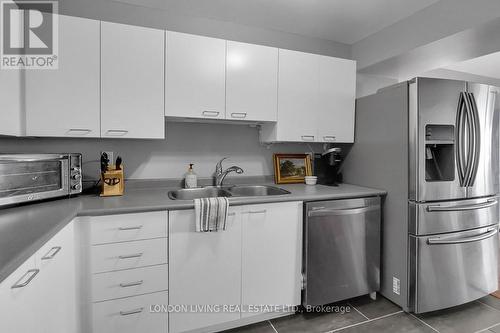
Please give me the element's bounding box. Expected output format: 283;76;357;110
194;197;229;232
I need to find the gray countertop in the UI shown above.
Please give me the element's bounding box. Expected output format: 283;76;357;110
0;182;385;284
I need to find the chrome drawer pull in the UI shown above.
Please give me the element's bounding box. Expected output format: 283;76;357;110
120;307;144;316
427;227;497;245
243;209;267;214
118;253;143;259
118;225;143;231
66;128;91;135
41;246;62;260
301;135;315;141
11;269;39;289
120;280;144;288
202;111;220;117
426;199;497;212
323;136;336;141
231;112;247;119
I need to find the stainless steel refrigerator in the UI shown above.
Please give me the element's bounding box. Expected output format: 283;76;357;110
343;77;499;313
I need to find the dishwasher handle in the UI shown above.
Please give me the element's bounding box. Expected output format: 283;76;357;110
308;205;379;217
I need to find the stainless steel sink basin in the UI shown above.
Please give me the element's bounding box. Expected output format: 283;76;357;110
168;185;290;200
226;185;290;197
168;187;232;200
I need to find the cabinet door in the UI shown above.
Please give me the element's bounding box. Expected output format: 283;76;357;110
101;22;165;139
0;70;23;136
226;41;278;122
166;31;226;120
36;222;76;333
318;56;356;143
169;207;241;333
0;256;41;333
25;15;100;137
241;202;302;317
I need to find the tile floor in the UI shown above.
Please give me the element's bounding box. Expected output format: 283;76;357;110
222;295;500;333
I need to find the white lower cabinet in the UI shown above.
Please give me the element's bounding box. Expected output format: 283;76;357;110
93;291;168;333
241;202;302;317
0;222;76;333
169;201;303;332
169;207;242;333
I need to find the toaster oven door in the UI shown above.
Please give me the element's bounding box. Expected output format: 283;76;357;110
0;157;69;205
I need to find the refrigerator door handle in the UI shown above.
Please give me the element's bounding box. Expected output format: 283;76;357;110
427;227;497;245
455;93;467;186
426;198;498;212
466;92;481;187
463;93;475;187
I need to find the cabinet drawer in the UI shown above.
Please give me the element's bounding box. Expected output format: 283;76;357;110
93;264;168;302
90;211;167;245
93;291;168;333
91;238;167;273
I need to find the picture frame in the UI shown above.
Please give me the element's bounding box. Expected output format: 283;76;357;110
273;153;312;184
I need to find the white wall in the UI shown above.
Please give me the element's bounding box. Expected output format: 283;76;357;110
356;74;398;98
0;122;322;181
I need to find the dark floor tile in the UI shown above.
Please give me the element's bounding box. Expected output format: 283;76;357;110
220;321;276;333
348;295;401;319
490;323;500;333
270;303;366;333
417;301;500;333
479;295;500;311
336;312;433;333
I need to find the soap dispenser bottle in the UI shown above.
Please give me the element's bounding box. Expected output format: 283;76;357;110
184;164;198;189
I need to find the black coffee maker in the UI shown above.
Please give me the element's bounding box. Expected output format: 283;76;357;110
313;147;344;186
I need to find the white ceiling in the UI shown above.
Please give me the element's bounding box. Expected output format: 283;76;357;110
444;51;500;79
112;0;440;44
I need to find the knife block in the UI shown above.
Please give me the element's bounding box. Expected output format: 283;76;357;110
100;165;124;197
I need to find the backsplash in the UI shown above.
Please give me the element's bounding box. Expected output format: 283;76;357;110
0;122;324;180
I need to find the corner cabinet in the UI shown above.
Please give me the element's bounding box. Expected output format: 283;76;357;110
101;22;165;139
0;222;76;333
168;201;302;333
25;15;101;137
260;49;356;143
166;31;226;120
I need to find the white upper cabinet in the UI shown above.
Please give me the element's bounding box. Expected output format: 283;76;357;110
0;70;24;136
261;49;356;143
318;55;356;143
101;22;165;139
226;41;278;122
166;31;226;120
26;15;100;137
261;49;319;142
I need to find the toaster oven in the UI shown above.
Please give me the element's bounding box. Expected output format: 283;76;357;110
0;153;82;207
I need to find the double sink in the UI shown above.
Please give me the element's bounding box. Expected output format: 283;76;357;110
168;185;290;200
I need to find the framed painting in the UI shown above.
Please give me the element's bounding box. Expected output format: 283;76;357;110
273;153;312;184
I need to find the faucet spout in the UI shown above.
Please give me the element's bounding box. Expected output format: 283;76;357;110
214;158;244;186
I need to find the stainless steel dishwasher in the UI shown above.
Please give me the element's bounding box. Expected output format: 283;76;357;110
303;197;381;306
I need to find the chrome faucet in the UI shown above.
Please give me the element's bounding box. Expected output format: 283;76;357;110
215;157;244;186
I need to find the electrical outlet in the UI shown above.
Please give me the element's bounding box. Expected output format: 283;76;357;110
101;151;114;164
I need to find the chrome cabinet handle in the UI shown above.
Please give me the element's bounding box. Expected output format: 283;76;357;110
120;307;144;316
41;246;62;260
427;227;497;245
242;209;267;214
118;225;143;231
308;205;378;217
202;111;220;117
118;253;143;259
120;280;144;288
301;135;315;141
105;130;129;136
426;199;497;212
323;136;336;141
231;112;247;119
11;269;39;289
66;129;91;135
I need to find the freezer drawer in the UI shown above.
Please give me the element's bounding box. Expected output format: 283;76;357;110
409;196;499;235
303;197;381;306
409;225;499;313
